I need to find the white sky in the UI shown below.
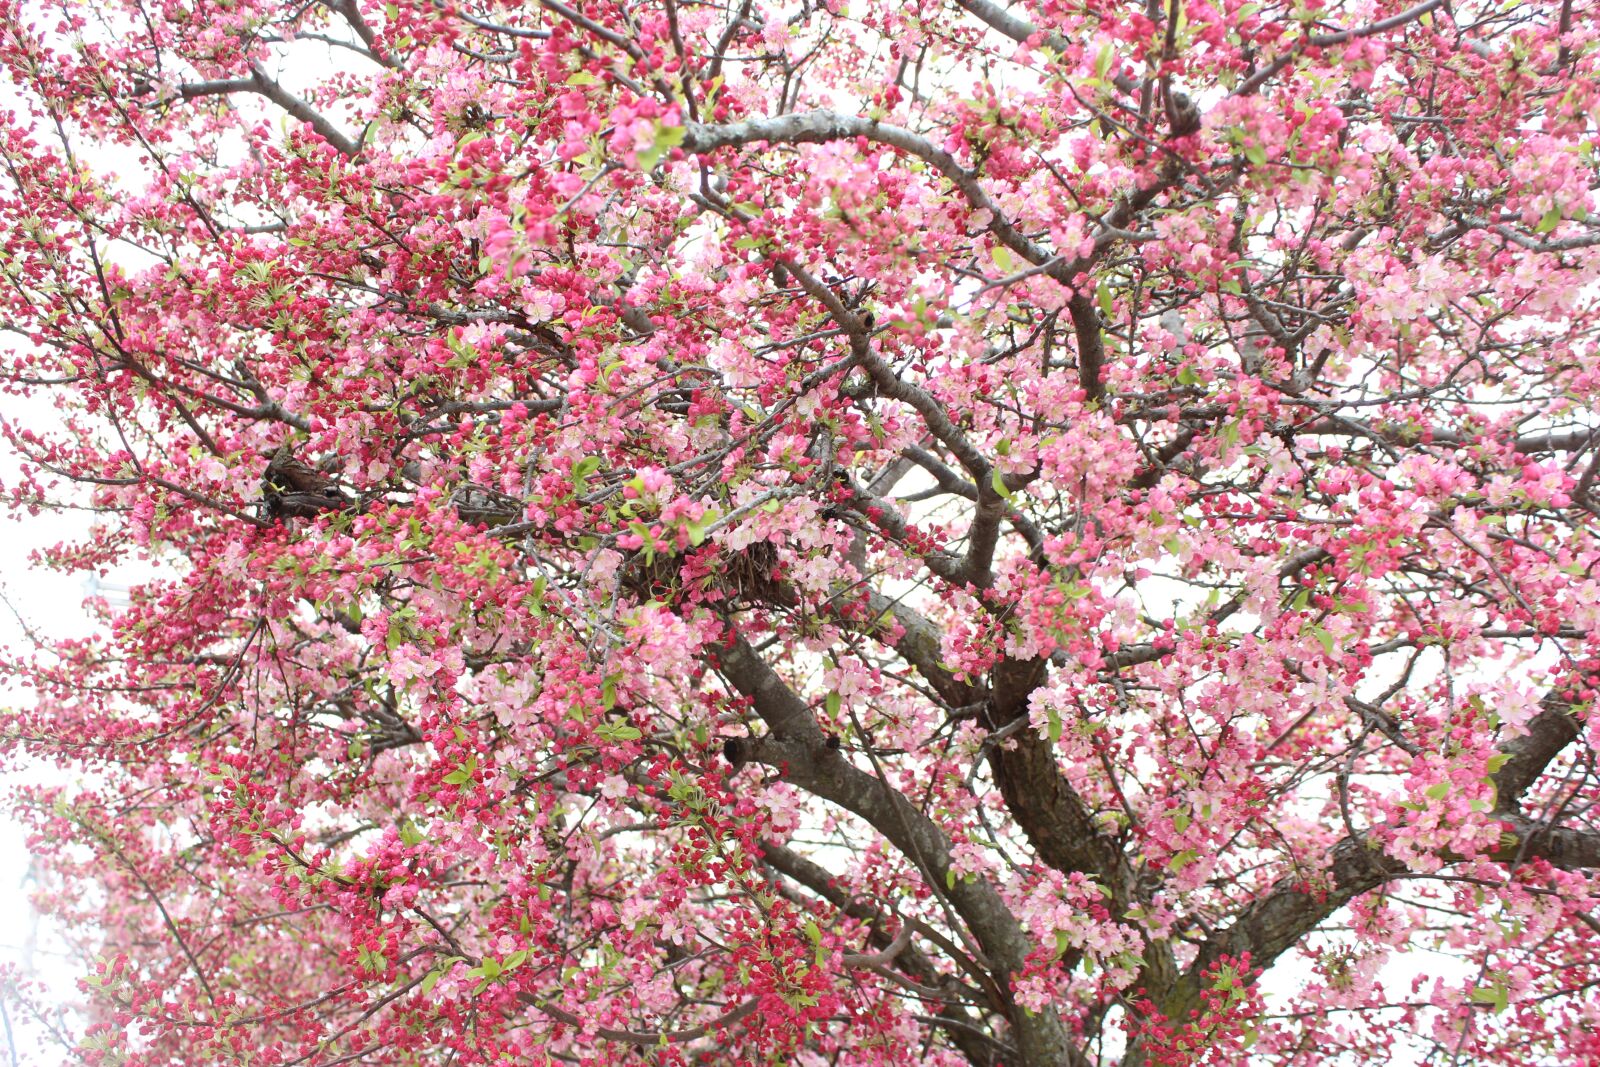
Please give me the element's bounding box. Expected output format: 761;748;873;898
0;398;100;1066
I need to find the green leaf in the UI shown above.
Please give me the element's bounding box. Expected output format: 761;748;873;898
1307;624;1337;656
637;122;687;171
1536;206;1562;234
1097;282;1114;320
806;919;827;965
825;691;841;717
572;455;603;494
1424;781;1450;801
596;721;642;742
1244;143;1267;166
1470;983;1508;1013
991;469;1012;500
442;756;478;786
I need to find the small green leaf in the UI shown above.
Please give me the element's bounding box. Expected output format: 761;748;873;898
596;721;642;742
1307;624;1336;656
442;756;478;786
637;121;687;171
1470;983;1508;1013
991;469;1012;500
572;456;602;495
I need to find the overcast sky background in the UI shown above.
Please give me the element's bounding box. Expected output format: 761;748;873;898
0;394;100;1066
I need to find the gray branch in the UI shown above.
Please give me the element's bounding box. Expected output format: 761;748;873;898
714;635;1080;1067
179;66;359;157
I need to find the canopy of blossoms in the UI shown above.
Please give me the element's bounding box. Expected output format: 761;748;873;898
0;0;1597;1063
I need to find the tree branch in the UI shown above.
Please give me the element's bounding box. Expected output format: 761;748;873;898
1492;696;1584;810
524;992;760;1046
714;635;1080;1067
1169;693;1592;1026
179;67;359;157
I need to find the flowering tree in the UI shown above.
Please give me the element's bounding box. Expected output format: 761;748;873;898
0;0;1597;1062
